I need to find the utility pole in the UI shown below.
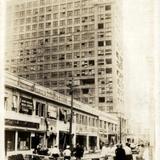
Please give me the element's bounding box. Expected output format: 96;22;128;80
108;112;123;143
67;77;78;151
119;116;122;143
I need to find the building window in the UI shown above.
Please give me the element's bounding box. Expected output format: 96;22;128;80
53;5;58;12
74;1;80;8
66;53;72;59
60;20;65;26
74;26;80;32
51;72;58;78
99;97;105;103
67;11;73;17
106;68;112;74
74;9;80;16
59;28;65;35
106;59;112;64
105;5;111;10
59;37;65;43
98;23;104;29
5;131;15;151
60;12;66;18
53;29;58;35
46;14;51;20
17;132;30;150
46;6;52;12
106;40;111;46
35;102;45;117
74;18;80;24
67;19;72;25
51;81;57;87
53;21;58;27
51;63;57;69
53;13;58;19
98;41;104;47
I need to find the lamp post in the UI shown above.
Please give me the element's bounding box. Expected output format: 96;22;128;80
67;77;79;151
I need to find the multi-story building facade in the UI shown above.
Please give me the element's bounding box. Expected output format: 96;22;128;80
5;72;119;158
5;0;123;112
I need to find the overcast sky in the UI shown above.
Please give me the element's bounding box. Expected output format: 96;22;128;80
122;0;154;128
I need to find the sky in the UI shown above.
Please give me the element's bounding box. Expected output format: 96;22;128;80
122;0;154;129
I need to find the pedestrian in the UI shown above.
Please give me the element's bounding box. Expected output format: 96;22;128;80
136;144;145;160
115;144;126;160
142;143;150;160
124;143;133;160
108;143;116;160
101;143;109;160
37;144;42;155
50;145;60;160
73;143;84;160
63;145;71;160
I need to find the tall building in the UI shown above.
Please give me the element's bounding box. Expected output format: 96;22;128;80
5;0;123;113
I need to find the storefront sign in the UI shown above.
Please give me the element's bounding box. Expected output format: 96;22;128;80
48;104;57;118
20;96;33;114
5;119;39;129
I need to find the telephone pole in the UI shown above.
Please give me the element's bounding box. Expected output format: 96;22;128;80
67;77;79;151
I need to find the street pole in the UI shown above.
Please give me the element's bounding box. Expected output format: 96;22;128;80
69;78;74;151
108;112;122;144
119;116;122;143
67;77;79;151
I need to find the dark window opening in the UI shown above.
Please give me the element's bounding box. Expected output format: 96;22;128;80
99;97;105;103
106;59;112;64
105;5;111;10
106;40;111;46
82;88;89;94
98;23;104;29
98;41;104;47
106;68;112;74
81;79;95;85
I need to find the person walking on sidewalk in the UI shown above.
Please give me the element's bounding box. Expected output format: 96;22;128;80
136;144;145;160
123;143;133;160
50;145;60;160
115;144;126;160
73;143;84;160
63;145;71;160
101;143;109;160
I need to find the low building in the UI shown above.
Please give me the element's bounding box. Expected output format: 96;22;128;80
4;72;118;157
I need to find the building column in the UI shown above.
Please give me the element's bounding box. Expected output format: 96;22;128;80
56;130;59;147
73;133;76;147
97;134;100;150
86;134;89;151
15;131;18;152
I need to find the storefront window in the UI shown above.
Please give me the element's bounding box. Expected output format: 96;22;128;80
18;132;30;150
5;131;15;152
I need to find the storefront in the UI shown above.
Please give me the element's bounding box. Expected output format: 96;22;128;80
76;135;87;147
5;119;42;156
59;131;70;150
89;136;97;151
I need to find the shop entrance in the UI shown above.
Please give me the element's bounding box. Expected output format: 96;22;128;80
47;133;56;148
31;133;44;149
76;135;86;147
5;130;15;155
59;131;69;150
89;136;97;151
